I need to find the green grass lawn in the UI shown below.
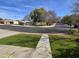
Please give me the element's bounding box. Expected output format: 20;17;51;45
0;34;41;48
49;34;79;58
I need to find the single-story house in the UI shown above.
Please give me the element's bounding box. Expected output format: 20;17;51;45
18;21;32;25
9;20;19;25
0;20;19;25
0;20;10;24
0;20;32;25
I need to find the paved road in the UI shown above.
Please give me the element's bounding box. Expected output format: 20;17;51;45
0;24;70;33
55;23;70;28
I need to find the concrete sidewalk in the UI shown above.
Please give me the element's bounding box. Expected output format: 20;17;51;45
0;33;52;58
0;45;34;58
31;34;52;58
0;29;20;39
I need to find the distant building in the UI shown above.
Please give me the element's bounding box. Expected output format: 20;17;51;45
0;20;32;25
0;20;19;25
18;20;32;25
10;20;19;25
0;20;10;24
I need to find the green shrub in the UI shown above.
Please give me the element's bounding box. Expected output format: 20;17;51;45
68;28;78;34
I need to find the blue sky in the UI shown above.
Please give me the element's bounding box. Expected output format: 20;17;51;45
0;0;74;20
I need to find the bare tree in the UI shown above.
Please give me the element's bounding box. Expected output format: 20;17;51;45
44;11;57;25
0;18;3;20
72;0;79;15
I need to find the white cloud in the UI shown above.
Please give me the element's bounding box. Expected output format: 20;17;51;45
0;5;22;12
24;5;34;8
0;7;24;20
